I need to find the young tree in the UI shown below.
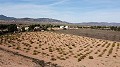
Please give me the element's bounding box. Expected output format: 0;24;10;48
21;27;25;32
117;26;120;31
28;25;36;31
8;24;17;32
0;24;8;31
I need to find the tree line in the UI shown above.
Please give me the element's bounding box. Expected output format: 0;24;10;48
0;24;61;35
77;26;120;31
0;24;17;33
90;26;120;31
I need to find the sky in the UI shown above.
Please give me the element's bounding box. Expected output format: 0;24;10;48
0;0;120;23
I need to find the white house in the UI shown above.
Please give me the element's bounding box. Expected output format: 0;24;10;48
60;26;64;29
17;26;22;32
34;26;40;29
34;26;41;31
65;26;69;29
25;27;29;31
60;26;69;29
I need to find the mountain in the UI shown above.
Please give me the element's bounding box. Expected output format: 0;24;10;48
77;22;120;26
0;15;68;24
0;15;16;20
18;18;67;23
1;15;120;26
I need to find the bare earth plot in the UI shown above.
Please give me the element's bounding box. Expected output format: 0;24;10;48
0;31;120;67
0;48;38;67
54;29;120;42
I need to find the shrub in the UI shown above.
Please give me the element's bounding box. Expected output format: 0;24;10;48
21;27;25;32
33;50;40;55
33;52;37;55
60;58;66;60
78;55;86;62
68;46;72;49
42;48;45;50
89;56;94;59
8;45;12;47
113;55;116;58
107;48;113;56
16;46;21;50
50;58;56;61
65;56;69;59
74;55;77;58
106;43;110;48
112;42;116;47
78;57;82;62
49;48;53;52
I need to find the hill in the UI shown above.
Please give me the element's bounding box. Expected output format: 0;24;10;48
0;15;68;24
0;15;16;20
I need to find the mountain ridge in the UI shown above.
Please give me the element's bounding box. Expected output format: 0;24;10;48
0;15;68;24
0;15;120;26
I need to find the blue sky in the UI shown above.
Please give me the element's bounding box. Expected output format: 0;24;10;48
0;0;120;23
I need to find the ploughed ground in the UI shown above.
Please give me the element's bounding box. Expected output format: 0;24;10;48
0;48;38;67
0;31;120;67
54;29;120;42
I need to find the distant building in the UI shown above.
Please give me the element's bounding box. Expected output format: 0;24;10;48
17;26;22;32
65;26;69;29
25;27;29;31
60;26;64;29
34;26;40;29
60;26;69;30
34;26;41;31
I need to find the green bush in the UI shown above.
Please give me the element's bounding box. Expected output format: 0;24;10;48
8;24;17;32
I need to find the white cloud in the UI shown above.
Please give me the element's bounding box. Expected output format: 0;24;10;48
1;4;120;23
0;4;53;17
48;0;70;6
0;0;120;23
